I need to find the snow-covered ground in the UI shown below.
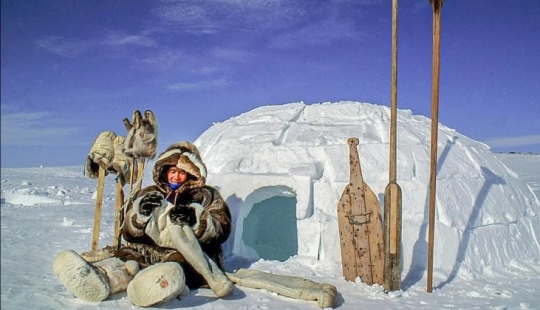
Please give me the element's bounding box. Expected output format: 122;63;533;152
1;102;539;309
497;153;540;200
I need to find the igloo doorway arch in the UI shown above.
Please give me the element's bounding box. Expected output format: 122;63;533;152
233;185;298;262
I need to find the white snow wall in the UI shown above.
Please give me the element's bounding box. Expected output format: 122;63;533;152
194;101;540;276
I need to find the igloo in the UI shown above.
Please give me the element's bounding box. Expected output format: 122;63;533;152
194;101;540;275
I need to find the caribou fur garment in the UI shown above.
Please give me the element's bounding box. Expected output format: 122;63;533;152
108;135;136;186
123;110;158;159
84;131;136;185
117;141;231;289
151;141;207;192
85;131;117;179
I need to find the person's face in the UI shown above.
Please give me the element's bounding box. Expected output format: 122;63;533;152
166;167;188;184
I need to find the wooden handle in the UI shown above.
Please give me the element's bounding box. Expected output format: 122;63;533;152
113;181;124;248
427;0;443;294
91;167;106;251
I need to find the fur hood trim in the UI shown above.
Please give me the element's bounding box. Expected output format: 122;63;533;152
152;141;207;192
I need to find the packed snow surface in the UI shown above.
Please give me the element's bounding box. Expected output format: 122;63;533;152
1;101;539;309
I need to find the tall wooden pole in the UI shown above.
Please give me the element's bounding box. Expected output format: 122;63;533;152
136;159;145;192
91;167;106;250
383;0;403;292
113;180;124;248
427;0;443;293
389;0;398;194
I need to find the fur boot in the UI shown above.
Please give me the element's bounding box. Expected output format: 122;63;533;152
227;268;338;309
94;257;140;295
142;201;233;298
53;250;139;302
127;262;187;307
169;224;234;298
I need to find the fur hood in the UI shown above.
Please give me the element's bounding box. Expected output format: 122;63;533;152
152;141;207;192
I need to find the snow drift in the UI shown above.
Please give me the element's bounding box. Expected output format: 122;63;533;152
194;101;540;278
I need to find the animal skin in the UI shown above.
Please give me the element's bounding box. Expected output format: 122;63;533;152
123;110;158;159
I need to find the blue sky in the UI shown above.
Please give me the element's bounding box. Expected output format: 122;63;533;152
1;0;539;168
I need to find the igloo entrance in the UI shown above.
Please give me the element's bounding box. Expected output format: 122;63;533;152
242;195;298;262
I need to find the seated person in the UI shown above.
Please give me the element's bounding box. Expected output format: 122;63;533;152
53;141;233;307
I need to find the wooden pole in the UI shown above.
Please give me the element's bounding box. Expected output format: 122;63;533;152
113;180;124;248
129;159;136;190
427;0;443;293
389;0;399;184
383;0;403;292
91;167;106;251
135;159;145;192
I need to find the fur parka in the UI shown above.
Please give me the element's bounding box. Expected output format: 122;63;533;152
115;141;232;289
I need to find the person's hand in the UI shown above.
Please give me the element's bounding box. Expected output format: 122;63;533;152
139;191;164;216
169;205;196;226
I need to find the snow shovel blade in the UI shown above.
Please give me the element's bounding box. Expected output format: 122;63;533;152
337;183;384;285
363;180;384;285
337;137;384;285
337;184;356;281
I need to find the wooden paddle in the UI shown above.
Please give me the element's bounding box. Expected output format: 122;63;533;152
383;0;403;292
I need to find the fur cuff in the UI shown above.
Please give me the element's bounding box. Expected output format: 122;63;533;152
189;203;217;243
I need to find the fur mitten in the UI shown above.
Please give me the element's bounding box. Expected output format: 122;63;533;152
85;131;117;179
144;202;205;249
169;205;197;227
139;190;165;216
123;190;168;240
123;110;158;159
144;202;177;249
107;135;136;185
